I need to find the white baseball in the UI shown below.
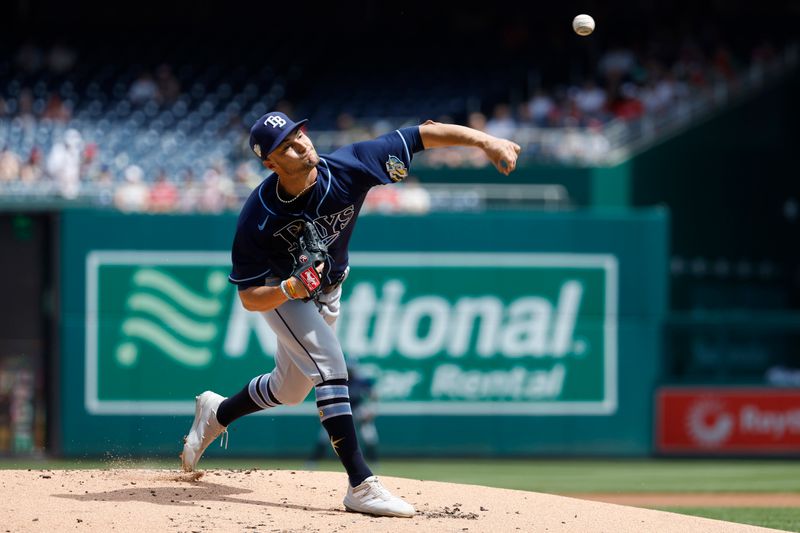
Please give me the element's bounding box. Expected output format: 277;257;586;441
572;14;595;36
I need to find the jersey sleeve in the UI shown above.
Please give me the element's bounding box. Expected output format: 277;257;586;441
228;230;274;289
351;126;424;187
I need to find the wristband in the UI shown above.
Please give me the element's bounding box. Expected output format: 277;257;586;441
280;280;297;300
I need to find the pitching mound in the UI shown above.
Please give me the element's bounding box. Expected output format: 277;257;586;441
0;469;781;532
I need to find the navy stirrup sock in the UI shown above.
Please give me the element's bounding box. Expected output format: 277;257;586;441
216;386;260;427
217;373;280;427
316;379;373;486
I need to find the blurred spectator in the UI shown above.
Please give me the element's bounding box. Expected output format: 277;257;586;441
674;39;709;88
640;81;665;114
148;169;179;212
362;177;432;215
93;165;115;186
711;45;737;82
608;83;645;121
0;28;791;189
0;147;21;183
16;89;36;125
128;71;159;105
90;165;116;206
363;184;402;213
599;45;638;82
639;69;688;115
42;93;71;122
232;162;261;203
156;64;181;105
197;164;234;213
552;126;612;164
45;129;84;199
80;142;100;182
233;127;256;162
334;112;371;145
398;177;431;214
177;169;203;212
572;80;607;118
515;102;532;127
19;147;44;184
336;112;356;132
526;88;556;127
114;165;150;212
485;103;517;139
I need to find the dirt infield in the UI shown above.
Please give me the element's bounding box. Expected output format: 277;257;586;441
0;469;783;532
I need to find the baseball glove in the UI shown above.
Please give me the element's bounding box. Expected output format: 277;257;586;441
289;221;328;299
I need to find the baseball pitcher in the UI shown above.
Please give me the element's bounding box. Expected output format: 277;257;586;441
180;111;521;517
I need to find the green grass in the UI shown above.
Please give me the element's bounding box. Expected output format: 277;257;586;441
366;459;800;493
3;458;799;530
659;507;800;532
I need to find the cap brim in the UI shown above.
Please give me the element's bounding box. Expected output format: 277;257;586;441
265;119;308;159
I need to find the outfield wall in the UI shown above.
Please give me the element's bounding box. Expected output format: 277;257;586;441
59;208;668;457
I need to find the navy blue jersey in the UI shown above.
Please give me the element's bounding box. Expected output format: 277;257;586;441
229;126;424;289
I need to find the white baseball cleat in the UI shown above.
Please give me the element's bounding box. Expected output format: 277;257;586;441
343;475;415;518
180;391;228;472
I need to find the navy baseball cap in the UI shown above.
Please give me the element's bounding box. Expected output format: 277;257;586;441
249;111;308;160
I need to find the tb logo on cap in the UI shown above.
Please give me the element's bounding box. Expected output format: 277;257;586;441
265;115;287;128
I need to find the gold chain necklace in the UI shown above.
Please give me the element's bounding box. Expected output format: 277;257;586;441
275;176;315;203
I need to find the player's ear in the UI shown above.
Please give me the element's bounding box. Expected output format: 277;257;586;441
262;159;275;171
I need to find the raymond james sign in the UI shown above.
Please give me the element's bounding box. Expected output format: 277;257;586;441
86;252;617;416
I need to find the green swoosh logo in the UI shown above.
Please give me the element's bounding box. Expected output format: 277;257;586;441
127;293;217;342
115;268;227;368
122;318;212;367
133;269;222;316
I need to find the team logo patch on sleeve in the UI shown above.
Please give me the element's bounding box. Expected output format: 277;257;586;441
385;155;408;182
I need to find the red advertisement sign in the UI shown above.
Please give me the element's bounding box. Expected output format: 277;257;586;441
657;388;800;453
